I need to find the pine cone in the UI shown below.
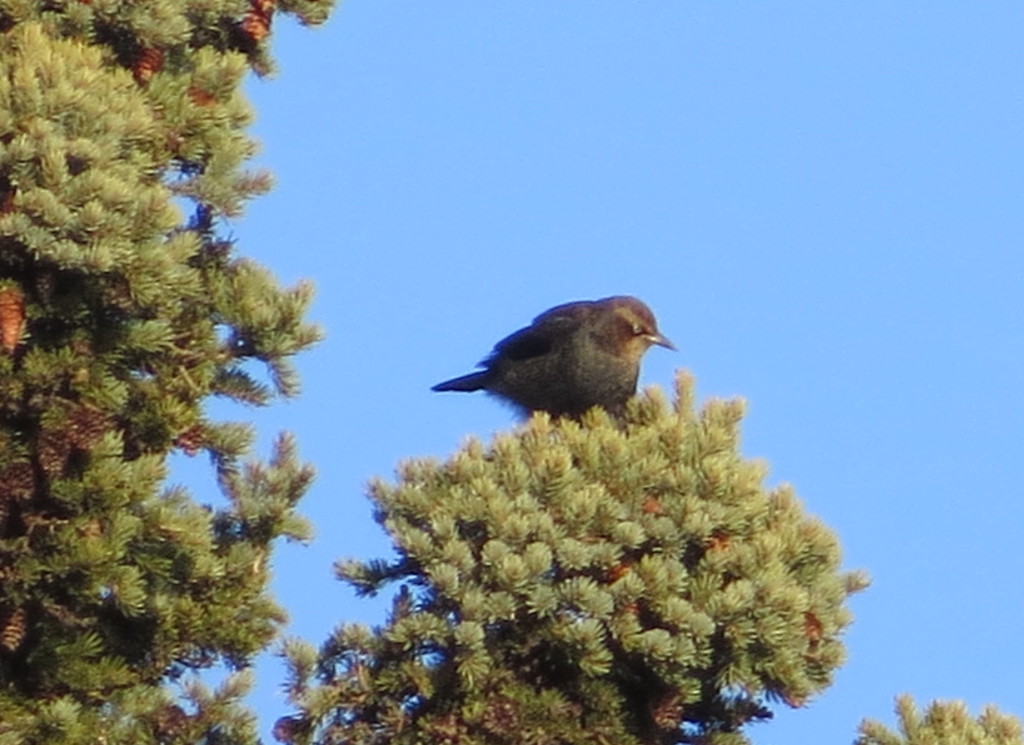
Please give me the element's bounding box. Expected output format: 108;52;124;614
0;606;28;654
133;47;164;84
241;0;275;43
0;285;25;353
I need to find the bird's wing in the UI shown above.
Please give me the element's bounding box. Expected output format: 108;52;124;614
489;301;593;362
489;326;552;361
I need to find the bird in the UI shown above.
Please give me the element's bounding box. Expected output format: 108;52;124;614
431;296;674;418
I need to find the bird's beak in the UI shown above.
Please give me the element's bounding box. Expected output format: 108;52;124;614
648;333;676;351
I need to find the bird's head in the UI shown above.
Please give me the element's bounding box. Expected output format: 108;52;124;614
599;296;675;362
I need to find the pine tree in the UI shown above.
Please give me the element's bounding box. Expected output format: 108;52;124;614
0;2;335;743
279;374;869;745
858;696;1024;745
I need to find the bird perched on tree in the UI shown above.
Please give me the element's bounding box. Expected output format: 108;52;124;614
432;296;674;418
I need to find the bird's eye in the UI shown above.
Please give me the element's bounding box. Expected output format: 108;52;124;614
631;323;644;336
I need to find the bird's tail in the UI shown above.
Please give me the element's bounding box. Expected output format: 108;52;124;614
431;372;488;392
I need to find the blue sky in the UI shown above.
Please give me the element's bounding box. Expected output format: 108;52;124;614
185;3;1024;742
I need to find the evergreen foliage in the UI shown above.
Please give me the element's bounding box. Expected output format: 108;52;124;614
0;1;335;743
3;4;1017;744
858;696;1024;745
280;374;868;745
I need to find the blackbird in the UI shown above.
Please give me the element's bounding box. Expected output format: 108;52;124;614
432;296;674;418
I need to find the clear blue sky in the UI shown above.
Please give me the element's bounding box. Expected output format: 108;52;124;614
185;3;1024;742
